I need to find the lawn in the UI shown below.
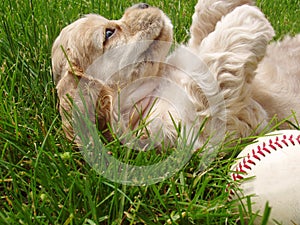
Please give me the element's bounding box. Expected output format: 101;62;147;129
0;0;299;224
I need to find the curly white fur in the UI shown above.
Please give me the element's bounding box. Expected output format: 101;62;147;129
189;0;254;48
51;1;300;150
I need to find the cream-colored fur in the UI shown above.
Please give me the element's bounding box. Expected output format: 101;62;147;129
52;5;173;140
52;1;300;149
188;0;254;48
253;35;300;123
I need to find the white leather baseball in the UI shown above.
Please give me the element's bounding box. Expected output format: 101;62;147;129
230;130;300;224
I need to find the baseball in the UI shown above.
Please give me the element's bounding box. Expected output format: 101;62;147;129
229;130;300;224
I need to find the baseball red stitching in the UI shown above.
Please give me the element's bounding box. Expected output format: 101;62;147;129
228;133;300;198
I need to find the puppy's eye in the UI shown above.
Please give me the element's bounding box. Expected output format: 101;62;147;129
105;28;115;41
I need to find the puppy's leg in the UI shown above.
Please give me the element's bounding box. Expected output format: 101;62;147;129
198;5;274;137
188;0;254;49
253;34;300;123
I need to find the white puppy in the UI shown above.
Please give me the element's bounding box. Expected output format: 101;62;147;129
52;1;300;150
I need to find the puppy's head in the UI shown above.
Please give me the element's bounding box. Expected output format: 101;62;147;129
51;3;173;85
51;3;173;142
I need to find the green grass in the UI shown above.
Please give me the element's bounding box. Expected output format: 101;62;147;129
0;0;299;224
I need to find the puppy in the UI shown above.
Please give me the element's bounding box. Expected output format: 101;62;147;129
52;1;300;150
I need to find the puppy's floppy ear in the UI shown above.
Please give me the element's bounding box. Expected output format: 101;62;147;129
56;66;113;142
95;83;113;133
51;14;107;84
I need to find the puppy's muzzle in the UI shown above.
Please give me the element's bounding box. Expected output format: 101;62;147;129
137;3;149;9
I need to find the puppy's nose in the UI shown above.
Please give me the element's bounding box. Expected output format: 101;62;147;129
137;3;149;9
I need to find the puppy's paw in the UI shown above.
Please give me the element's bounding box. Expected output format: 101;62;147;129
199;5;275;91
189;0;254;48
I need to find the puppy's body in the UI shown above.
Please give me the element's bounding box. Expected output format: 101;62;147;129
253;35;300;122
52;1;300;149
